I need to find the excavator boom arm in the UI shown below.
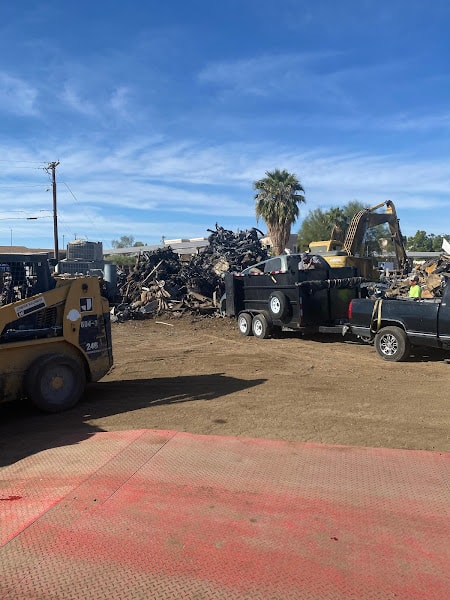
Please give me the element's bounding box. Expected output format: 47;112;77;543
343;200;408;271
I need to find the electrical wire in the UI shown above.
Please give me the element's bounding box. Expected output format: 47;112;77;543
0;184;48;189
60;181;102;240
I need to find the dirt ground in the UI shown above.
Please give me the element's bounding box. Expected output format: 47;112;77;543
1;315;449;467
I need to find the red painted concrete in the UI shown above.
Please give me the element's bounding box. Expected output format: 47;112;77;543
1;430;449;599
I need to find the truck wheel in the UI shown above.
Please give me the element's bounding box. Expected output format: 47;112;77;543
237;312;253;336
25;353;86;412
374;327;410;362
252;313;272;339
268;291;289;320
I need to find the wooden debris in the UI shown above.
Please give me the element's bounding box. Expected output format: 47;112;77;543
375;250;450;300
112;224;268;321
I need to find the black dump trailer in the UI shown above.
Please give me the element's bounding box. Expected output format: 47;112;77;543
224;253;363;338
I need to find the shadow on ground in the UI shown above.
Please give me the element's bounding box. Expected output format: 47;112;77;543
305;333;450;363
0;372;266;468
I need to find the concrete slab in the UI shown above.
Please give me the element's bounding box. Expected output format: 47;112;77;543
1;430;449;599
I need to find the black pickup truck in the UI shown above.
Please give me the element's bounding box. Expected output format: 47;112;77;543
347;277;450;361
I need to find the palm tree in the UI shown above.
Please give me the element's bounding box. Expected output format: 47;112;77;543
325;207;348;242
254;169;305;255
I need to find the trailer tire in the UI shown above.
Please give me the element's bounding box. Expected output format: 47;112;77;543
237;312;253;336
374;326;410;362
252;313;272;339
25;353;86;412
268;291;289;320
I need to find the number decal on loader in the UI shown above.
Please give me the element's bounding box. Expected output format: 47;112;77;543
79;315;106;357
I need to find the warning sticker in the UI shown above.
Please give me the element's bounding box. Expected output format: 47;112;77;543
15;296;47;318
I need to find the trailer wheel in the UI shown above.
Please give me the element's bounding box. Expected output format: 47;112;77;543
268;291;289;320
252;313;272;339
25;353;86;412
374;326;410;362
237;312;253;336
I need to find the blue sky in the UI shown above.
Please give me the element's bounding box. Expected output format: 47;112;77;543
1;0;450;250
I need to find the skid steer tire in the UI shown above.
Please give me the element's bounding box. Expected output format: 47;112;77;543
374;326;410;362
25;353;86;413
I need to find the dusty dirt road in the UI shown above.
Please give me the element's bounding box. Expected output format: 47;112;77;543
1;315;449;466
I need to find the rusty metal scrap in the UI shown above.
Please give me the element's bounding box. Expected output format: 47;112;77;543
112;225;268;321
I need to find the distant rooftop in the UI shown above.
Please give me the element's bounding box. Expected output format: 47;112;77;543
0;245;55;256
104;238;209;256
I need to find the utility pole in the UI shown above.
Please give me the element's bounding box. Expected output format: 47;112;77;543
45;161;60;260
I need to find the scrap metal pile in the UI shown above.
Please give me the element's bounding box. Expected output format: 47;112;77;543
113;225;268;321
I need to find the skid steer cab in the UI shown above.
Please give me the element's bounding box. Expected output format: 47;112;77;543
0;254;113;412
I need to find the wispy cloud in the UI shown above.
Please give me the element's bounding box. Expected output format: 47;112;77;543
2;134;450;247
382;112;450;132
4;136;450;211
0;72;38;116
109;86;132;118
60;83;99;117
197;52;351;106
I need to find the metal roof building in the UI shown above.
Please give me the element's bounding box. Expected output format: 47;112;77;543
104;237;209;260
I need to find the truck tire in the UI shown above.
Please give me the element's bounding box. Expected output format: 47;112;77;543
237;312;253;336
268;291;289;321
252;313;272;339
25;353;86;412
374;326;410;362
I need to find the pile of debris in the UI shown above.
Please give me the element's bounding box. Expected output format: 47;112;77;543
374;250;450;299
413;251;450;297
112;225;268;321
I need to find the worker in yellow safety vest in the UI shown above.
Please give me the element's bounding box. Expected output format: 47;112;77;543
408;275;422;299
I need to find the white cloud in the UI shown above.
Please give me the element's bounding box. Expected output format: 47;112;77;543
30;138;450;206
1;135;450;248
198;53;348;104
383;112;450;132
109;86;132;118
0;72;38;116
60;83;98;117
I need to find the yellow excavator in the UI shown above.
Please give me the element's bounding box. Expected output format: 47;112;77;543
0;253;113;412
309;200;409;279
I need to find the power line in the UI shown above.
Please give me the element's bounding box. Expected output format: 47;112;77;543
0;184;48;189
0;160;48;165
61;181;102;239
0;216;52;221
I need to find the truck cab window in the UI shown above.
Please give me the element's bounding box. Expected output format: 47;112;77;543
264;258;282;273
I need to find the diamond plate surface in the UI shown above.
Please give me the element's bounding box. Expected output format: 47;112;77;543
0;430;449;599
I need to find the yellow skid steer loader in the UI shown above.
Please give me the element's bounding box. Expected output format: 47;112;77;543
0;254;113;412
